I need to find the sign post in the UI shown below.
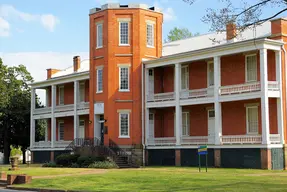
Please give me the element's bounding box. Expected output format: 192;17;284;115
198;145;208;172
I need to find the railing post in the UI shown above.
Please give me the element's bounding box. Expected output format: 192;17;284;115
275;50;284;144
30;88;35;148
214;56;222;145
175;63;182;145
260;48;270;145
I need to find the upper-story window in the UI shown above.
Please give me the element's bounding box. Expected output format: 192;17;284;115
208;61;214;87
119;65;130;92
246;54;257;82
119;21;129;45
181;65;189;90
246;105;258;134
146;23;154;47
97;67;103;93
79;82;85;102
59;86;64;105
96;23;103;48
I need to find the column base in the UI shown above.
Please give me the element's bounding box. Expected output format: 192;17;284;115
261;148;271;170
214;149;221;167
175;149;181;166
50;151;55;162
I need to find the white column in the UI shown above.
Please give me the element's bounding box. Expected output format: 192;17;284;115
145;108;150;145
260;48;270;145
51;85;56;148
214;56;222;145
145;68;149;102
175;63;182;145
74;81;79;139
276;50;284;144
45;119;48;142
30;88;35;148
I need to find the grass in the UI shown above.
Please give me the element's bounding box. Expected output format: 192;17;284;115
12;167;287;192
0;164;92;176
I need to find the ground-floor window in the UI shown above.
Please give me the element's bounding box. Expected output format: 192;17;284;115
58;121;64;140
119;111;130;138
246;106;259;134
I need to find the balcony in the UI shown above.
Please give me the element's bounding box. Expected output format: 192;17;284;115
147;137;176;146
147;92;175;102
55;104;74;113
32;140;72;149
34;107;52;115
77;102;89;110
181;136;208;145
180;88;213;100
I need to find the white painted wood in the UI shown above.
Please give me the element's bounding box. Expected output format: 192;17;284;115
74;81;79;139
145;108;150;145
260;48;270;145
214;56;222;145
149;113;155;139
208;109;215;144
30;88;35;148
94;115;101;140
78;120;85;138
175;63;182;145
148;69;154;95
51;85;56;148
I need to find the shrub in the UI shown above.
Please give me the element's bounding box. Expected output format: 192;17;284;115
77;156;106;168
42;162;57;167
88;161;118;169
70;163;80;168
55;153;80;167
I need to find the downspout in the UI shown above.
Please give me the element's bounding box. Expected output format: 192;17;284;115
141;63;145;166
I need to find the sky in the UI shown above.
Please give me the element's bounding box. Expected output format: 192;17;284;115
0;0;287;101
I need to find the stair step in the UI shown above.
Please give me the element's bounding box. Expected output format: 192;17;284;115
0;180;7;187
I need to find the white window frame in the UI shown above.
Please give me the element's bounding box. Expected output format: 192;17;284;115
119;66;130;92
119;21;129;46
146;23;154;48
58;85;64;105
79;82;85;102
58;121;64;141
182;112;190;136
207;61;214;87
181;65;189;90
79;119;85;127
97;67;103;93
245;54;257;83
96;23;103;49
119;111;130;138
246;106;259;134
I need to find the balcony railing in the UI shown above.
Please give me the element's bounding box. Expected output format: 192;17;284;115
220;82;260;95
55;104;74;112
181;136;208;145
34;107;51;115
77;102;89;110
147;92;175;102
180;88;212;99
269;134;281;144
221;135;262;144
268;81;279;91
147;137;176;146
54;140;72;148
33;141;51;148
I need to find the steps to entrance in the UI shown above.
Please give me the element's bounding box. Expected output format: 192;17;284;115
0;179;7;188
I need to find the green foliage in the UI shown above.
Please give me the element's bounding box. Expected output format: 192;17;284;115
166;27;199;42
10;146;22;157
88;161;118;169
42;162;57;168
70;163;80;168
77;156;106;168
55;153;80;167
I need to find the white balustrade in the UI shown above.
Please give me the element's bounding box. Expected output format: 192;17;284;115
147;137;176;146
55;104;74;112
221;135;262;144
181;136;208;145
147;92;175;102
269;134;281;144
54;140;72;148
220;82;260;95
268;81;279;91
34;107;51;115
180;88;209;99
33;141;51;148
77;102;89;110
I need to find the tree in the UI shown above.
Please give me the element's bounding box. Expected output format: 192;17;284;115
0;58;34;164
183;0;287;38
166;27;199;42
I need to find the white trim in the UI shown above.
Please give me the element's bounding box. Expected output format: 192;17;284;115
96;68;103;93
58;85;64;105
117;109;131;113
95;20;104;25
246;106;259;134
58;121;64;141
119;21;130;46
117;18;131;22
244;103;260;107
145;20;156;24
119;111;130;138
119;66;130;92
117;63;131;67
245;54;257;83
96;23;103;49
96;65;104;69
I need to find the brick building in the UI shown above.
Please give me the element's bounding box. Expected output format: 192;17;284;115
30;3;287;169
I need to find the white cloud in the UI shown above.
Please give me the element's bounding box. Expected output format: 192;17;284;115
0;4;59;36
0;52;89;103
0;17;10;37
153;1;176;22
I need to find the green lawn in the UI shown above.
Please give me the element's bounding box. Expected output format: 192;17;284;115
13;167;287;192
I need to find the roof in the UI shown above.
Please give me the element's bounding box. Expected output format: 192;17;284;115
162;21;271;56
51;59;90;78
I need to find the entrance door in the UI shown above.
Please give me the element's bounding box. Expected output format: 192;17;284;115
100;115;104;145
78;120;85;138
149;113;155;139
149;69;154;95
208;109;215;144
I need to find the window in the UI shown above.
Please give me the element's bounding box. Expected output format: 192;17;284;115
59;86;64;105
119;22;129;45
97;69;103;93
119;67;129;91
79;82;85;102
58;121;64;141
146;23;154;47
182;112;190;136
246;55;257;82
119;112;129;138
96;23;103;48
208;62;214;87
181;65;189;90
246;106;258;134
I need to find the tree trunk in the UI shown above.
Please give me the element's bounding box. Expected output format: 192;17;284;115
22;148;26;164
3;127;10;164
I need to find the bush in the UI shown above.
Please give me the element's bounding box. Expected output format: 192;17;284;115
55;153;80;167
42;162;57;167
88;161;118;169
70;163;80;168
77;156;106;168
